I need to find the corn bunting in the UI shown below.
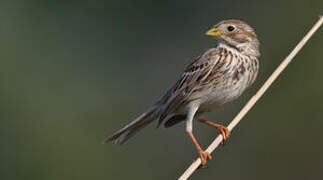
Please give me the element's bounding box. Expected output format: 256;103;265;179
104;19;260;166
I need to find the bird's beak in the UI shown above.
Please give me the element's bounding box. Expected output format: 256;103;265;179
206;28;221;37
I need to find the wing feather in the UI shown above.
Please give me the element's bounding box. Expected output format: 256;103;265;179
157;48;224;125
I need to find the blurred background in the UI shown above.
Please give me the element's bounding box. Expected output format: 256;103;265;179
1;0;322;179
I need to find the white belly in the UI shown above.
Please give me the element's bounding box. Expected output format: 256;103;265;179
197;72;250;112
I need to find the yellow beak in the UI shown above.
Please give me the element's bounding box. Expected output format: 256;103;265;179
206;28;221;37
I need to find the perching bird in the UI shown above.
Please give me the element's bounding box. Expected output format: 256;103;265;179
103;19;260;166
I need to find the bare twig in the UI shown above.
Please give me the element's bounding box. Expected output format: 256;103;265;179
179;16;323;180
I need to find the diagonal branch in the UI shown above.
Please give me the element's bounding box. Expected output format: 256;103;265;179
179;15;323;180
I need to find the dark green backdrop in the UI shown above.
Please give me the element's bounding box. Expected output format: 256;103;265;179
1;0;323;179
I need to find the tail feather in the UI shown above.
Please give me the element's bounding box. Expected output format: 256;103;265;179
103;106;158;145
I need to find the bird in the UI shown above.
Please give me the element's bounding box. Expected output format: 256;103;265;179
103;19;260;166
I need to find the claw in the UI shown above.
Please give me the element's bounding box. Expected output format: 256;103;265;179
218;126;230;145
198;150;212;166
198;119;230;145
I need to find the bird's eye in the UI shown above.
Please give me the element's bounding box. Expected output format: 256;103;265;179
227;26;235;32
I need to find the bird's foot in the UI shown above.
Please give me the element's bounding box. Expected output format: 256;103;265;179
198;119;230;145
198;150;212;166
216;125;230;145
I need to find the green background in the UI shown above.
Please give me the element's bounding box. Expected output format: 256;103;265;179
1;0;323;179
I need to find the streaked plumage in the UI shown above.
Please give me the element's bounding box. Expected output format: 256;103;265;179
104;19;260;166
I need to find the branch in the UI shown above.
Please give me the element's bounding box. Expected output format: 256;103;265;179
179;15;323;180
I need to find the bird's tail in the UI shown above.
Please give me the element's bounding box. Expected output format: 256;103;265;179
103;106;159;145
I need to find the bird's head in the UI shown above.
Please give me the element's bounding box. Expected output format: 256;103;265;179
206;19;260;57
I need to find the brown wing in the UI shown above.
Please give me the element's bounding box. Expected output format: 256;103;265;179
156;48;223;125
